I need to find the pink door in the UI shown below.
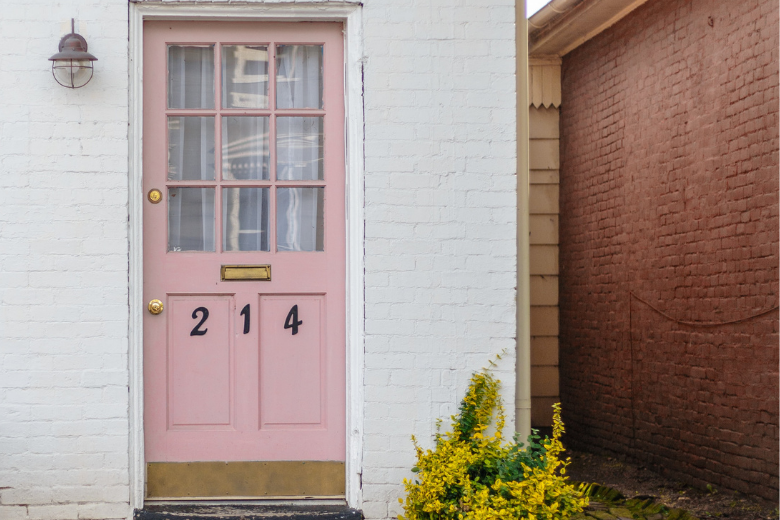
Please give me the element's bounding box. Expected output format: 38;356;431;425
142;21;345;488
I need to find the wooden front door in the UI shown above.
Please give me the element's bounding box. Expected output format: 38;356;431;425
142;21;345;499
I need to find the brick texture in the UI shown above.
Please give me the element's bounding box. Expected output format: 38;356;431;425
559;0;778;501
0;2;130;519
361;1;517;518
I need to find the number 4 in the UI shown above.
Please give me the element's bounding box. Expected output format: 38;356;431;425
284;305;303;336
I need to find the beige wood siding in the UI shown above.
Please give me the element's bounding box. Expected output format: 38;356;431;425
528;58;562;109
528;68;560;426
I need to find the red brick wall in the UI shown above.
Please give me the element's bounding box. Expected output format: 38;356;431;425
559;0;779;501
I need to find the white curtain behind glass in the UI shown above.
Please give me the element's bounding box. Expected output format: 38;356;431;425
224;188;268;252
276;45;322;109
222;45;268;109
167;47;215;251
168;188;215;252
169;46;214;109
277;188;323;252
168;117;214;181
277;117;323;181
276;46;324;252
222;117;269;180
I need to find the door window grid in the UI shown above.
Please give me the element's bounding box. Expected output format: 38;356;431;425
165;43;325;253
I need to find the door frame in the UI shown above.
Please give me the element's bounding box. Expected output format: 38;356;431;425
128;2;365;511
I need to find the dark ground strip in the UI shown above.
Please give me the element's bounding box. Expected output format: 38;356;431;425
567;450;778;520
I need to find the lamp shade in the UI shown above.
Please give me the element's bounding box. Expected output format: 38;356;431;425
49;21;97;89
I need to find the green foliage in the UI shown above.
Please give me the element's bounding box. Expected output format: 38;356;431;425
495;430;548;483
399;363;588;520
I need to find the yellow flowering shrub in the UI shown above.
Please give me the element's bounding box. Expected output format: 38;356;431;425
399;365;588;520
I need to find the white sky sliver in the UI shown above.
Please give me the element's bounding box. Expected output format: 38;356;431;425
527;0;551;17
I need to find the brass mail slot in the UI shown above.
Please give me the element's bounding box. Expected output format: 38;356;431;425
221;265;271;281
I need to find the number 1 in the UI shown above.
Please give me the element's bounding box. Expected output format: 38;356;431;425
240;304;250;334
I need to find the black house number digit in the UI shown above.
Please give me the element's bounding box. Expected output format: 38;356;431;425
284;305;303;336
190;307;209;336
240;304;250;334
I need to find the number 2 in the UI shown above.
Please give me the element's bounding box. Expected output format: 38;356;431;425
284;305;303;335
190;307;209;336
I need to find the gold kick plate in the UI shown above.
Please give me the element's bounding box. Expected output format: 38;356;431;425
221;264;271;281
146;461;345;499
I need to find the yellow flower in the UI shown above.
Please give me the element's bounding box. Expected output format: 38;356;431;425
399;362;587;520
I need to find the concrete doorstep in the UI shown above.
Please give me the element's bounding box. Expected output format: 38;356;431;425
134;504;363;520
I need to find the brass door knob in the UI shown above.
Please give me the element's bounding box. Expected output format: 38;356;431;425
148;299;164;315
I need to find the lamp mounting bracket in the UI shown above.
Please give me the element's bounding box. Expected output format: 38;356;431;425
59;19;88;52
58;33;89;52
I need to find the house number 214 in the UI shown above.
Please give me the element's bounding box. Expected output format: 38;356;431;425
188;304;303;336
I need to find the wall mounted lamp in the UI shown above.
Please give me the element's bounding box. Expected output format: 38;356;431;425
49;19;97;89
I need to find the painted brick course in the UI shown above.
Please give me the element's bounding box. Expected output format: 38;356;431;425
559;0;778;501
0;2;130;520
362;2;517;518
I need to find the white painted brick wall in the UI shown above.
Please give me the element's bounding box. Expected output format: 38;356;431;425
0;1;516;519
361;1;517;519
0;1;130;520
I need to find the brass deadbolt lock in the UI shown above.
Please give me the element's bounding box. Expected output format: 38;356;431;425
148;299;164;315
148;189;162;204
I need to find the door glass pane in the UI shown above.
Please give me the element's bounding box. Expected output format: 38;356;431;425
167;117;215;181
223;188;269;252
276;117;323;181
168;188;215;252
168;46;215;109
276;188;324;252
222;45;269;109
276;45;323;109
222;117;270;180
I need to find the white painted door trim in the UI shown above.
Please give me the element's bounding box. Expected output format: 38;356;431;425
128;2;365;513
